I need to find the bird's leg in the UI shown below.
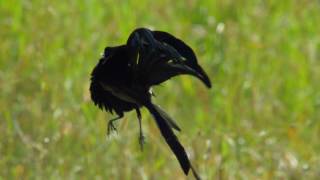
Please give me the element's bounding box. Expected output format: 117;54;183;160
107;113;124;135
136;108;145;150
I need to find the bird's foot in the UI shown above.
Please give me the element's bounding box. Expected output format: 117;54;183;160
139;133;145;150
107;121;118;135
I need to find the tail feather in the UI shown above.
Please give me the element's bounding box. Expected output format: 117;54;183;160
153;104;181;131
145;102;190;175
191;164;201;180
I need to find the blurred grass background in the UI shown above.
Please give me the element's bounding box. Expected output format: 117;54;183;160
1;0;320;179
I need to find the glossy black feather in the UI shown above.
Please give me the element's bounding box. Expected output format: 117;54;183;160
90;28;210;179
144;102;190;174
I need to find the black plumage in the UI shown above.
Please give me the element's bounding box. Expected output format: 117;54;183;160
90;28;211;179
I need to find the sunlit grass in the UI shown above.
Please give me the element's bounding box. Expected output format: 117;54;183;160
1;0;320;179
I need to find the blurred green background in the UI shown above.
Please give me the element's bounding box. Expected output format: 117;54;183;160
1;0;320;179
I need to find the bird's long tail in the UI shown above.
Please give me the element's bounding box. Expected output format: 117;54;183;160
144;101;200;179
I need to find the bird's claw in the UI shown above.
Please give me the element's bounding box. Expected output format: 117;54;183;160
107;121;118;135
139;134;145;150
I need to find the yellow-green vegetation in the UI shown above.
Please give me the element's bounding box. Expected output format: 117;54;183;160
1;0;319;179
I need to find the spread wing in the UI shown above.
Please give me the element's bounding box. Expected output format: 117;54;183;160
127;28;211;88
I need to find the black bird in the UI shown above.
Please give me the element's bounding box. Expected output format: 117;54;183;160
90;28;211;179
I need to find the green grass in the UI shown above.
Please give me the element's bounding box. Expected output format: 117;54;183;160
1;0;320;179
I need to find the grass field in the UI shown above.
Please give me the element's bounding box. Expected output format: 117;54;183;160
1;0;320;179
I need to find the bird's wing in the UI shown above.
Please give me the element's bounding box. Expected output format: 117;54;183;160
144;61;200;86
152;30;198;65
127;28;211;88
152;30;212;88
90;45;137;114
